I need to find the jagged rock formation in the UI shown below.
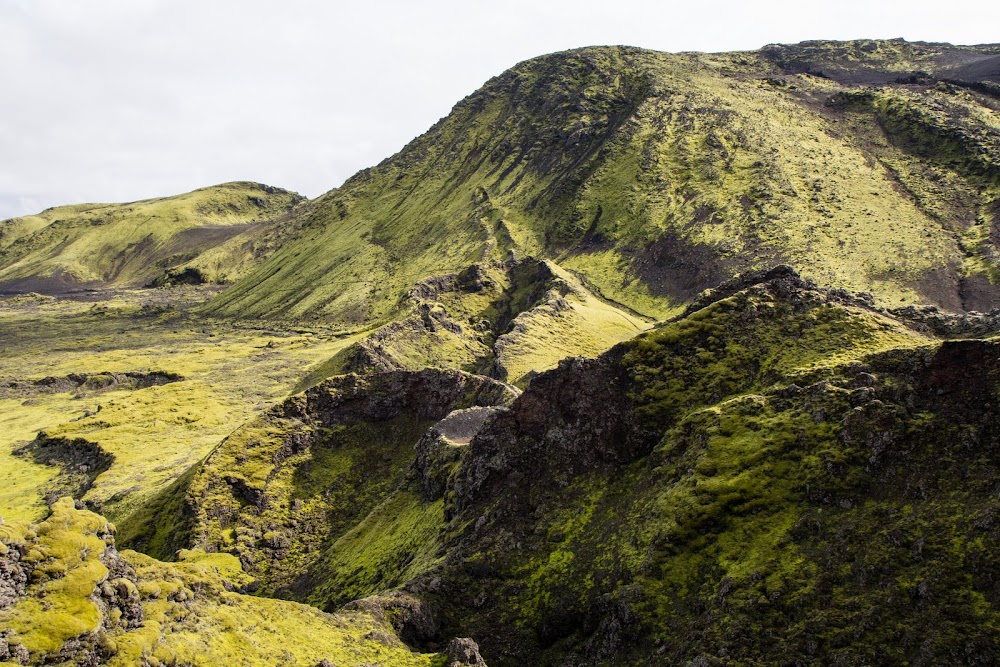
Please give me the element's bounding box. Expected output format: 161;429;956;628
416;271;1000;664
0;371;181;400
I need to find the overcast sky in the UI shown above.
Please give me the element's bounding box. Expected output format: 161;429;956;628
1;0;997;219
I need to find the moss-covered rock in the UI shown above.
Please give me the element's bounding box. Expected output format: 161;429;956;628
0;499;451;666
374;271;1000;665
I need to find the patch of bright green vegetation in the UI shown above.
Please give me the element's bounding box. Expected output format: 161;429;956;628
623;286;929;425
300;258;648;388
0;182;303;289
560;249;682;320
307;489;445;610
186;414;435;597
0;398;68;523
0;292;362;529
826;84;1000;297
115;549;441;667
42;381;232;517
0;499;443;666
0;498;110;654
495;262;649;385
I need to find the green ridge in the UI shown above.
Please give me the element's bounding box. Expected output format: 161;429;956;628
0;182;305;291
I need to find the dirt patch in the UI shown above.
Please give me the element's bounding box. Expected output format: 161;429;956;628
944;54;1000;84
761;41;1000;86
907;264;965;312
434;406;506;445
959;273;1000;313
628;229;734;302
0;272;105;296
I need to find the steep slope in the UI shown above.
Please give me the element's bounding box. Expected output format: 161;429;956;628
426;272;1000;664
207;40;1000;324
0;182;305;292
186;267;1000;664
0;498;470;666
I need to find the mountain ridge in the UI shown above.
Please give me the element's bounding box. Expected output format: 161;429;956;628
197;39;1000;324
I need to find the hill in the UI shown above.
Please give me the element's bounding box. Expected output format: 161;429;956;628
3;38;1000;666
205;39;1000;326
0;182;305;292
126;267;1000;664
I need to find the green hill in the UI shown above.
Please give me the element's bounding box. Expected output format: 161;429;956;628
206;39;1000;325
0;182;305;292
126;267;1000;665
4;38;1000;667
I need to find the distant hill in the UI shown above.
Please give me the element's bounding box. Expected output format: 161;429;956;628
0;182;305;292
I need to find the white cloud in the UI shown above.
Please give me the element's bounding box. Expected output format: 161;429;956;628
1;0;997;218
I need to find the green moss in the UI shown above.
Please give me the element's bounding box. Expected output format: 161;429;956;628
622;287;927;426
308;489;446;610
184;410;436;597
0;293;362;530
0;498;110;654
0;499;443;666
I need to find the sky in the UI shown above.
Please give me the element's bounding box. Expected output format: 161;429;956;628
1;0;998;219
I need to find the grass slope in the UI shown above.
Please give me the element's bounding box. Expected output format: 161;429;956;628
207;40;1000;325
0;182;304;291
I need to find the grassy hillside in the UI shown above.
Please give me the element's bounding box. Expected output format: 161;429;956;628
206;40;1000;325
0;182;304;291
143;267;1000;664
5;38;1000;666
